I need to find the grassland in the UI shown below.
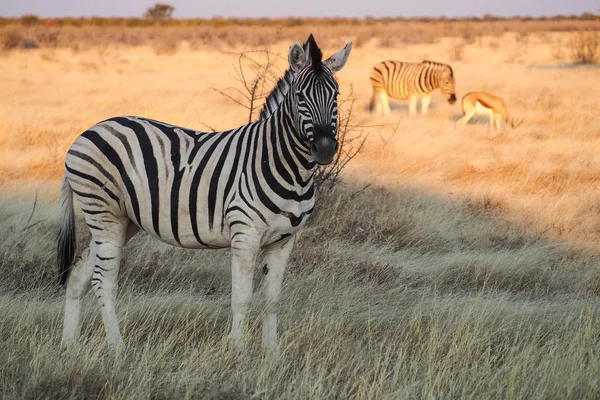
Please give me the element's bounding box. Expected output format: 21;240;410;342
1;17;600;398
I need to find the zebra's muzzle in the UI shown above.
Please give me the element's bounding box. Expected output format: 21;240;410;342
311;138;339;165
448;94;457;104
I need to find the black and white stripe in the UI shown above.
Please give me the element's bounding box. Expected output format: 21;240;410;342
57;34;352;350
368;60;457;116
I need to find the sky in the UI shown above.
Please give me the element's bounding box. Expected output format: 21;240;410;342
0;0;598;19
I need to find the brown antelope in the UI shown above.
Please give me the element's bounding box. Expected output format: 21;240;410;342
456;91;522;131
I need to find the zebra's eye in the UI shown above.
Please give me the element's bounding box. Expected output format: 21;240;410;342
296;91;305;101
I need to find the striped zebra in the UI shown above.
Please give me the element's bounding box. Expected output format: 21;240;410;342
369;60;457;116
57;34;352;351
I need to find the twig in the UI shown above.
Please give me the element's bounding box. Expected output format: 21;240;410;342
197;120;218;133
24;188;38;228
377;117;402;147
350;184;371;199
23;219;46;231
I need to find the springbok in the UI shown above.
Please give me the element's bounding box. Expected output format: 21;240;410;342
456;91;522;131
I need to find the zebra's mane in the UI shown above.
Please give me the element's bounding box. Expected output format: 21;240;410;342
258;35;324;121
306;34;323;72
258;68;295;120
421;60;454;77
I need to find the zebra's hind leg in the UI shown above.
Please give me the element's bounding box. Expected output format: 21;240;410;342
261;235;295;352
495;116;503;132
91;222;128;349
227;229;261;351
62;243;95;348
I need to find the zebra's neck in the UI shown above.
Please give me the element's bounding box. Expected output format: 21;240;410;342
259;68;295;120
264;89;316;186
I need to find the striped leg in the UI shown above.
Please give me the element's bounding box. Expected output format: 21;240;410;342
91;222;128;349
62;244;95;348
421;95;432;116
227;229;261;350
261;235;295;352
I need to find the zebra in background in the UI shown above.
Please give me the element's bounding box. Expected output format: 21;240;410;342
369;60;457;116
57;34;352;351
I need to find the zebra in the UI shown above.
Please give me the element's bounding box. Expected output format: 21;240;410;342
368;60;457;116
57;34;352;351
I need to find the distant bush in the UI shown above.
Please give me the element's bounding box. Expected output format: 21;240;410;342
144;3;175;19
20;15;40;26
1;28;23;50
569;31;599;64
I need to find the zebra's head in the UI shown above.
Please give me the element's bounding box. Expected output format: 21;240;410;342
288;34;352;165
441;66;457;105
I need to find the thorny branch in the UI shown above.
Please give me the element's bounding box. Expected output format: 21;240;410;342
213;48;367;194
212;49;286;123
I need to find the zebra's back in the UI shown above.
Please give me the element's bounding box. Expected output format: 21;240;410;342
369;60;451;100
66;116;252;249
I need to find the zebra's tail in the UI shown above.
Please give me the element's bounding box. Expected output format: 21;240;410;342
57;173;76;286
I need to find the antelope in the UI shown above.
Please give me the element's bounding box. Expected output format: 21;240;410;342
456;91;522;131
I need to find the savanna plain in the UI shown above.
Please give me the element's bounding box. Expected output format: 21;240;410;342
1;18;600;399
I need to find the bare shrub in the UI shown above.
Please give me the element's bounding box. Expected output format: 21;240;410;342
211;46;365;193
1;28;23;50
34;28;61;48
211;49;284;123
569;31;599;64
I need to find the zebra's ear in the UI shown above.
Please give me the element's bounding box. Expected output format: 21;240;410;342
323;41;353;73
288;42;309;73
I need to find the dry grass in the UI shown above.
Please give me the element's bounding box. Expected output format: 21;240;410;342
569;30;600;64
1;20;600;398
0;16;598;52
2;184;600;398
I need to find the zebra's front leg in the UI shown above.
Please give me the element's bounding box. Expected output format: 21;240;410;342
421;95;431;116
408;96;418;116
228;229;261;350
62;244;95;348
261;235;295;352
